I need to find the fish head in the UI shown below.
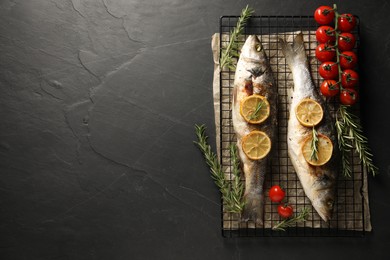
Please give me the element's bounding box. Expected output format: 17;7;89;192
311;172;336;222
240;35;267;62
241;36;273;95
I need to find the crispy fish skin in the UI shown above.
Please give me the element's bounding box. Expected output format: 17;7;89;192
279;33;339;222
232;35;277;225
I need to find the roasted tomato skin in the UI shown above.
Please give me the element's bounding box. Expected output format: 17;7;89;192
319;61;338;79
314;6;335;25
320;80;339;97
278;204;294;219
316;26;336;44
340;88;358;106
338;13;357;32
341;69;359;89
340;51;358;70
338;32;356;51
315;43;336;62
268;185;285;203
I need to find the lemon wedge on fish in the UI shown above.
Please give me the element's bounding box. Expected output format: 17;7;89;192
302;134;333;166
242;130;271;160
240;95;270;124
295;98;323;127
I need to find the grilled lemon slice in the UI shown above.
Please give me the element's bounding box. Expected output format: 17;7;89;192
295;98;323;127
302;133;333;166
240;95;270;124
242;130;271;160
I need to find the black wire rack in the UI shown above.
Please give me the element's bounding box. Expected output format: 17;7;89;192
219;16;367;237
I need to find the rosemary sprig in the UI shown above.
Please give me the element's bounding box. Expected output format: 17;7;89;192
272;207;310;231
336;105;378;176
335;109;353;177
310;127;319;161
249;101;264;120
220;5;254;70
229;143;245;212
194;124;244;213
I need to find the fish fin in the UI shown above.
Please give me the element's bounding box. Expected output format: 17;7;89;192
279;33;307;70
241;193;264;226
232;84;238;107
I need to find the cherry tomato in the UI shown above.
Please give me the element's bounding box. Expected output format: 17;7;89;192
340;51;358;70
316;26;336;43
338;13;357;32
319;61;338;79
268;185;285;203
314;6;335;25
320;80;339;97
340;88;358;106
341;69;359;88
338;32;356;51
315;43;336;62
278;204;294;218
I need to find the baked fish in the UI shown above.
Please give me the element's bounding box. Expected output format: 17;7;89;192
279;33;339;222
232;35;277;225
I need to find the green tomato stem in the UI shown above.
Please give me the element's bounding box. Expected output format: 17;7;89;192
333;4;345;92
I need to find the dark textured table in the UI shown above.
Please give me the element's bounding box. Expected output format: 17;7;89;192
1;0;389;259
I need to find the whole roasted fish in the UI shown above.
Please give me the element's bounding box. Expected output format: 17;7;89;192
279;33;339;222
232;35;277;225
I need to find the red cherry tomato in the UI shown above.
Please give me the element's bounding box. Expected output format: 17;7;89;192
316;26;336;43
314;6;335;25
315;43;336;62
278;204;294;219
340;51;358;70
338;13;357;32
319;61;338;79
341;69;359;88
338;32;356;51
340;88;358;106
268;185;285;203
320;80;339;97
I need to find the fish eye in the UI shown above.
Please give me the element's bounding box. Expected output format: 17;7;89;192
255;44;263;52
327;199;334;209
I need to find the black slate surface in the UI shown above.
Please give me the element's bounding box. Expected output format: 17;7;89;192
1;0;390;259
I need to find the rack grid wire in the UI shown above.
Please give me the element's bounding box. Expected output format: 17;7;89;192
219;16;366;237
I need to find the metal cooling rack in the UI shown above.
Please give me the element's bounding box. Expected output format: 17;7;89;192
219;16;366;237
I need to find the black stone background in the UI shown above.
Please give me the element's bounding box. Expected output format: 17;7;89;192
1;0;389;259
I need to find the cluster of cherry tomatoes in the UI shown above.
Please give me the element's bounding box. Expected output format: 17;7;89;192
268;185;293;218
314;6;359;106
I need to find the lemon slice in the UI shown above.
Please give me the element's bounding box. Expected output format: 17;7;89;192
295;98;323;127
242;130;271;160
240;95;270;124
302;134;333;166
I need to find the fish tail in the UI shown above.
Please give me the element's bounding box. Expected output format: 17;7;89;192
241;192;264;226
279;33;307;71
